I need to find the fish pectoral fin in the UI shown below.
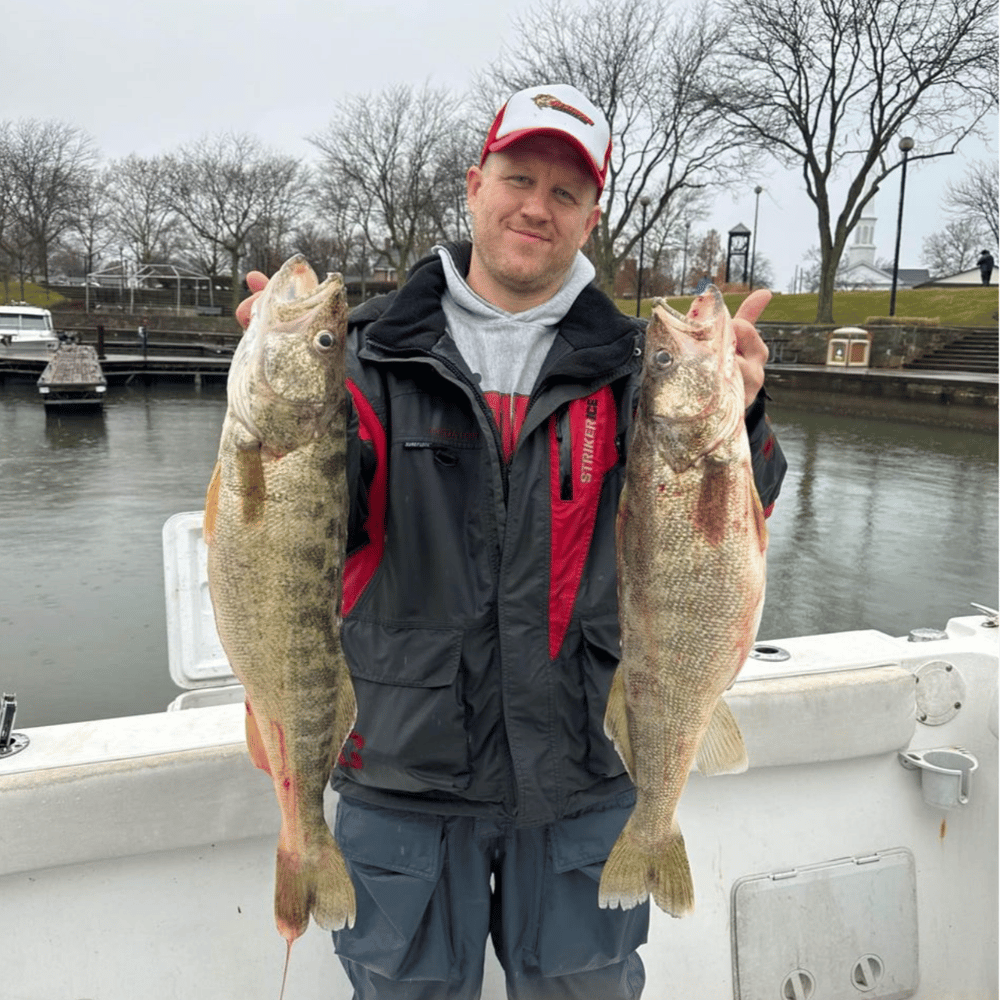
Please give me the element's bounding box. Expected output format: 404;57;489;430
604;669;635;778
696;698;749;775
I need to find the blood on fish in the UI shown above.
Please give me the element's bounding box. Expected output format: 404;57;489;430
693;463;730;547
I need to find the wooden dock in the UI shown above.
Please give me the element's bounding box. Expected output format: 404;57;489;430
37;345;108;408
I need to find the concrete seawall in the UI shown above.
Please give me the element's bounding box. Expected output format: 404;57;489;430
764;364;997;431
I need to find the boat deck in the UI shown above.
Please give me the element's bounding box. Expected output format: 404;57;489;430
37;344;108;407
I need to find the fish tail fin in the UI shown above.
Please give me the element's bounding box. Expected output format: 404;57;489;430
273;827;357;940
599;817;694;917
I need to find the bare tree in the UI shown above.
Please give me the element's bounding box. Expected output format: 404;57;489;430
64;165;116;279
164;133;307;313
307;164;371;284
310;84;464;285
922;219;989;275
478;0;755;293
707;0;999;322
0;119;98;284
107;155;182;267
943;159;999;247
432;121;482;247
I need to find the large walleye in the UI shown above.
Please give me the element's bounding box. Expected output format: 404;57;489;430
600;287;767;917
204;256;357;957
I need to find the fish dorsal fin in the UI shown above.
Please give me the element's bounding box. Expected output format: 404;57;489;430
696;699;749;775
604;668;635;779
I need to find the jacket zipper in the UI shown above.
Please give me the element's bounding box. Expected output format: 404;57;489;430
554;406;573;501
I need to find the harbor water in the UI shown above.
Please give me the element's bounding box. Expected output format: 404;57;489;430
1;381;997;729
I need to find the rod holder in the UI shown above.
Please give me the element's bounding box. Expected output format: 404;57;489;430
899;747;979;809
0;693;30;760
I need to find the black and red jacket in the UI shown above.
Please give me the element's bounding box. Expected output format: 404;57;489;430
332;243;786;827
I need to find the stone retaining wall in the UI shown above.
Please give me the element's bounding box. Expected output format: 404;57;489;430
756;322;990;369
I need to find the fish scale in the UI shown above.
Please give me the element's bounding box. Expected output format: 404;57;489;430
599;287;767;917
204;255;357;971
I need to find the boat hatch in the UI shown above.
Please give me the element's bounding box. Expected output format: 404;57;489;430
162;510;243;709
732;849;918;1000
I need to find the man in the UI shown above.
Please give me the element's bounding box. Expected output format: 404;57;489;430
977;249;994;286
239;83;786;1000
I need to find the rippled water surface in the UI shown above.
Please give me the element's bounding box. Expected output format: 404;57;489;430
0;381;996;728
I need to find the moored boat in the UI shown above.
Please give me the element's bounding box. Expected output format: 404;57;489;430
0;303;60;356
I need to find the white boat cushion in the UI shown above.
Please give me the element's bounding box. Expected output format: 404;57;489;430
723;665;916;769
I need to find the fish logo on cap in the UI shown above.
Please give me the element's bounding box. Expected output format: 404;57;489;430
531;93;596;126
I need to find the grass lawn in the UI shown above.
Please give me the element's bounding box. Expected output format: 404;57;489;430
7;275;998;330
2;279;67;309
619;286;999;328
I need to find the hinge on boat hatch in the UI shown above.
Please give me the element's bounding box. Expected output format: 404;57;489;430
770;868;799;881
0;693;30;759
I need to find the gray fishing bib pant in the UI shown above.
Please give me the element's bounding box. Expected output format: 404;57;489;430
331;796;649;999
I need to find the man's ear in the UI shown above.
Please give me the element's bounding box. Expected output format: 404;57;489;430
466;165;484;207
580;203;601;247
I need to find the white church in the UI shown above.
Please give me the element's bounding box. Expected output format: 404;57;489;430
838;210;930;289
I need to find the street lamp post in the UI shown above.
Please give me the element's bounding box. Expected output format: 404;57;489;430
889;137;914;318
681;220;690;295
749;185;763;291
636;196;650;318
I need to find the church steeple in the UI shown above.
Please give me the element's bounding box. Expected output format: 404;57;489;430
847;210;877;268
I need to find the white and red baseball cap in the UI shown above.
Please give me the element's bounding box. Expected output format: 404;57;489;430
480;84;612;196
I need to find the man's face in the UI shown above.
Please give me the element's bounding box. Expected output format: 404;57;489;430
465;135;601;311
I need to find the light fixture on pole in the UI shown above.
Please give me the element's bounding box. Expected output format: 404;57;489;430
749;186;763;291
889;137;914;318
636;196;650;318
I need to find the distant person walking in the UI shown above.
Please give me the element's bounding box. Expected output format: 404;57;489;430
976;250;994;286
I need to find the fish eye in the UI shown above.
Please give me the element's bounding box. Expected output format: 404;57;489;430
653;349;673;368
314;330;335;350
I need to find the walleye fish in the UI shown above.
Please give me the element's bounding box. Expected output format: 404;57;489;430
204;255;357;959
599;287;767;917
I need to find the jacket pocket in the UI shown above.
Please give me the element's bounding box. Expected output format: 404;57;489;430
580;616;628;779
340;619;471;793
332;798;450;981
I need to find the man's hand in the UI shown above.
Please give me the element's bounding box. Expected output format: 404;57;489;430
733;288;772;408
236;270;270;330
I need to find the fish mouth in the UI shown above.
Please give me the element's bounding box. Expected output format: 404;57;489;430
266;259;345;324
228;257;346;447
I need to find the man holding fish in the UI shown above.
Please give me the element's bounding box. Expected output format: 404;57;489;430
229;82;786;999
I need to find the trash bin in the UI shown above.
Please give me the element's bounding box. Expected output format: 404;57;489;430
826;327;871;367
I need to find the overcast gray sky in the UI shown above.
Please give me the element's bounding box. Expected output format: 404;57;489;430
6;0;997;292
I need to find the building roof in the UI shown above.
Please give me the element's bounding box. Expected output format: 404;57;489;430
916;266;998;287
840;262;930;288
